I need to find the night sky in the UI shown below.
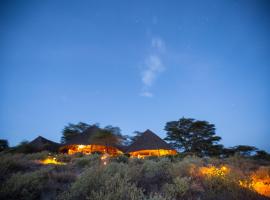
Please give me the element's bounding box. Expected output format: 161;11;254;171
0;0;269;151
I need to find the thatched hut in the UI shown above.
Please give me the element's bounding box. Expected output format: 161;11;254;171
126;129;177;158
28;136;60;152
60;126;123;156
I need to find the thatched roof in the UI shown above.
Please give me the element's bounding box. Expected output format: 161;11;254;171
28;136;60;152
126;129;175;153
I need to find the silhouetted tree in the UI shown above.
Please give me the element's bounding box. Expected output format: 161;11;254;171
12;140;35;153
222;147;237;157
164;117;222;157
128;131;144;145
233;145;258;156
104;125;128;145
0;139;9;151
254;150;270;161
61;122;92;143
91;128;122;153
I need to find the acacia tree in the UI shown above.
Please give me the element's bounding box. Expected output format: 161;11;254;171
61;122;92;143
91;128;122;153
232;145;258;156
164;117;222;157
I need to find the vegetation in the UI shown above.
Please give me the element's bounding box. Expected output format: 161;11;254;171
164;117;269;159
0;139;9;152
1;117;269;199
0;152;269;200
91;128;123;152
61;122;92;143
164;117;223;157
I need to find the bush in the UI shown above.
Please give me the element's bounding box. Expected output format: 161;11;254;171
56;153;72;162
60;162;145;200
0;165;77;200
131;158;172;194
111;154;129;163
25;151;50;160
169;156;204;178
0;168;51;200
72;154;99;169
161;177;190;199
0;153;37;184
200;175;263;200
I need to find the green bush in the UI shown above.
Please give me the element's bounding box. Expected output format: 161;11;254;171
55;153;72;162
131;158;172;194
0;168;51;200
25;151;50;160
60;162;145;200
200;175;264;200
0;153;37;184
161;177;190;199
111;154;129;163
146;193;168;200
0;165;77;200
169;156;204;178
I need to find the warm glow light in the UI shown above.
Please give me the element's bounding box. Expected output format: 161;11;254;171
130;149;177;158
239;169;270;197
100;153;109;165
66;144;123;156
39;157;65;165
199;165;270;197
199;165;229;178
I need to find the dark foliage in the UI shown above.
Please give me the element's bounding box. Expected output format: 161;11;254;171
164;117;222;157
0;139;9;151
61;122;92;144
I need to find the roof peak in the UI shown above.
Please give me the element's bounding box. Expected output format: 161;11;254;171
126;129;175;152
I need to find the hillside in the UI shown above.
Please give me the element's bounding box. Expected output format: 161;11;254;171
0;152;269;200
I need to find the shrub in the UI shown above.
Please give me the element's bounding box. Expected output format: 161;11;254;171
131;158;172;194
146;193;167;200
0;153;37;184
200;174;266;200
0;165;77;200
59;162;145;200
111;154;129;163
169;156;204;178
25;151;50;160
161;177;190;199
0;168;51;200
72;156;93;168
55;153;72;162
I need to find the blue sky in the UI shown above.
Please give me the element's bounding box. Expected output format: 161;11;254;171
0;0;269;151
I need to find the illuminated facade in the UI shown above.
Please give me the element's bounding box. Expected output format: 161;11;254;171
126;129;177;158
65;144;123;156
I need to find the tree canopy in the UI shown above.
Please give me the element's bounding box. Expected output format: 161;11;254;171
164;117;222;157
90;127;124;153
0;139;9;152
61;122;92;143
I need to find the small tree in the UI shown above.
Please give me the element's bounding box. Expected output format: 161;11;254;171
0;139;9;151
164;117;222;157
